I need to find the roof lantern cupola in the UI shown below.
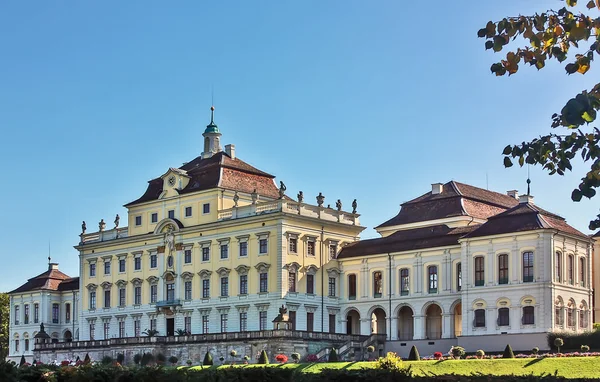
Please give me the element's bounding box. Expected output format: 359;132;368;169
202;105;222;158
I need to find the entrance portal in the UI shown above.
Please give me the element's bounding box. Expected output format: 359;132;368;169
166;318;175;336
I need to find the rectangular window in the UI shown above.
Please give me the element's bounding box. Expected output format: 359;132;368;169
289;238;297;253
150;285;157;303
220;314;228;332
65;303;71;323
555;306;564;326
15;340;19;353
166;283;175;301
185;206;192;217
24;304;29;325
373;271;383;298
202;279;210;298
239;275;248;295
240;312;247;332
89;263;96;277
239;242;248;257
259;272;268;293
307;241;315;256
579;310;587;328
185;281;192;300
185;316;192;333
104;260;111;275
259;239;268;254
134;286;141;305
89;323;95;340
52;303;59;324
474;257;485;286
288;272;297;293
329;245;337;260
168;210;175;219
104;290;111;308
134;257;141;270
580;257;586;287
498;307;510;326
289;310;296;330
522;306;535;325
89;292;96;310
498;254;509;284
556;251;562;282
568;255;574;285
307;312;314;332
328;277;336;297
25;339;29;351
134;320;141;337
306;274;314;294
202;247;210;261
220;244;228;259
14;305;20;325
400;268;409;296
150;318;157;331
203;203;210;214
220;277;229;297
104;322;110;339
135;216;142;226
151;213;158;223
329;314;336;334
184;249;192;264
456;262;462;291
202;315;209;334
119;288;126;307
34;303;39;323
119;321;125;338
119;259;125;273
428;266;438;293
522;251;534;282
259;311;267;330
150;254;157;268
474;309;486;327
348;274;357;300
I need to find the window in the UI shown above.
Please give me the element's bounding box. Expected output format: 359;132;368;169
400;268;409;296
184;249;192;264
166;283;175;301
259;311;267;330
239;242;247;257
580;257;586;287
579;309;588;328
556;251;562;281
203;203;210;214
329;245;337;259
288;271;297;292
239;275;248;295
119;259;125;273
134;257;141;270
328;277;336;297
34;303;39;323
185;206;192;217
220;314;228;332
555;306;564;326
52;304;59;324
289;238;297;253
202;279;210;298
134;287;141;305
523;251;534;282
24;305;29;325
307;241;315;256
104;290;111;308
474;256;485;286
15;340;19;353
240;312;248;332
567;306;575;327
151;213;158;223
150;254;157;268
89;292;96;310
134;320;140;337
168;210;175;219
306;274;314;294
185;281;192;300
150;318;157;331
119;288;126;307
119;321;125;337
373;271;383;298
348;274;357;300
428;266;438;293
568;255;574;285
474;309;486;327
89;263;96;277
150;285;157;303
456;262;462;291
104;260;111;275
65;303;71;323
220;277;229;297
289;311;296;330
329;314;336;334
202;315;209;334
498;307;510;326
185;316;192;333
103;322;110;339
522;306;535;325
258;272;269;293
220;244;228;259
89;323;95;340
135;216;142;226
14;305;19;325
259;239;268;254
498;254;508;284
202;247;210;262
25;339;29;351
307;312;314;332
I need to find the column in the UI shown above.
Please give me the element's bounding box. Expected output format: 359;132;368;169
413;315;424;340
360;318;371;336
390;316;398;340
442;313;452;338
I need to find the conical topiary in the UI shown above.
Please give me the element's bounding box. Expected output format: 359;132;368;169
328;348;339;362
503;344;514;358
203;351;213;366
84;353;91;364
258;350;269;364
19;355;26;366
408;345;420;361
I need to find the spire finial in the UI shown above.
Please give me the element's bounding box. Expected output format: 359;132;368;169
527;165;531;196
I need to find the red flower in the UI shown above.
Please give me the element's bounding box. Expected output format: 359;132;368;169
275;354;288;364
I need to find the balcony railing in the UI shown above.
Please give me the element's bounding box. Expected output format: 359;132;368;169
155;299;181;308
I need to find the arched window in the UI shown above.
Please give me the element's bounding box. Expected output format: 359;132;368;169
498;254;508;284
568;255;574;285
474;257;485;286
348;274;357;300
474;309;486;327
522;251;534;282
555;299;564;327
567;301;575;327
555;251;562;282
522;306;534;325
579;257;586;287
456;262;462;291
497;307;509;326
373;271;383;298
400;268;409;296
428;266;438;293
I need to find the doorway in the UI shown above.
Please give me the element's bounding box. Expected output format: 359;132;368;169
166;318;175;336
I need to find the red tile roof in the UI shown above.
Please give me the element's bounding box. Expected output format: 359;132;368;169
9;267;78;294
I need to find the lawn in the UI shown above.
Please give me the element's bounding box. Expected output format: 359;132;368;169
190;357;600;378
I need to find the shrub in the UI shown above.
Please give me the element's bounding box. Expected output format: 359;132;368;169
433;352;443;360
532;347;539;355
84;353;91;364
554;337;564;353
291;352;301;363
475;349;485;358
219;356;225;364
366;345;375;354
450;346;465;359
594;323;600;331
186;359;192;366
230;350;237;357
503;344;515;359
133;353;142;365
156;353;166;365
116;353;125;365
143;329;159;337
101;355;113;365
203;351;213;366
408;345;420;361
141;353;154;366
168;356;178;365
258;350;269;364
19;356;25;367
581;344;590;352
376;352;403;371
328;348;339;362
547;331;600;351
243;355;250;363
275;354;288;364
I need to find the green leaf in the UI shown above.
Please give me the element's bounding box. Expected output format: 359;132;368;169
503;157;513;168
566;0;577;6
587;0;596;8
518;156;525;166
571;189;583;202
485;41;494;50
477;28;487;38
566;63;580;74
502;145;513;155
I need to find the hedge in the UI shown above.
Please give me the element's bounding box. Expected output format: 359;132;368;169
547;331;599;351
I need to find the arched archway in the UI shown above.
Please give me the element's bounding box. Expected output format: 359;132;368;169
371;308;387;335
453;302;462;337
425;304;442;339
397;306;414;340
346;309;361;335
64;330;73;342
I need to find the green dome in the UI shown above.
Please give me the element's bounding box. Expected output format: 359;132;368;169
204;122;219;134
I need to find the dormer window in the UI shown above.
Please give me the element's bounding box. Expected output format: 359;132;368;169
168;210;175;219
135;216;142;226
151;213;158;223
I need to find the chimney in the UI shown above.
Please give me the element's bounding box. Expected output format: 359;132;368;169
507;190;519;199
225;144;236;160
48;263;59;271
431;183;444;195
518;194;534;204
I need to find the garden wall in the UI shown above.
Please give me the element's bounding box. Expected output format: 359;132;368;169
458;333;548;352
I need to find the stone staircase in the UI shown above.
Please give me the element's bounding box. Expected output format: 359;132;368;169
312;333;386;361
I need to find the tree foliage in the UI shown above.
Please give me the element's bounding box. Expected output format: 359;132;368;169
479;1;600;230
503;344;515;359
408;345;420;361
0;294;8;360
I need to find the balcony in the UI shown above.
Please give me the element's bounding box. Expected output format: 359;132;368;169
155;299;181;308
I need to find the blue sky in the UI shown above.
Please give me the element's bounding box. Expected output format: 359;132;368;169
0;1;596;292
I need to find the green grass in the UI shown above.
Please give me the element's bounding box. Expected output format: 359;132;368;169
189;357;600;378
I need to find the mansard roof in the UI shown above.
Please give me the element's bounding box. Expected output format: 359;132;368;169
376;181;519;228
125;151;280;207
8;266;79;294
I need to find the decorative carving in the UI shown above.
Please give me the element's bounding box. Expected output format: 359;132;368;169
216;267;231;276
86;283;98;291
101;281;112;290
181;271;194;281
352;199;357;214
99;219;106;232
233;191;239;207
198;269;212;279
114;214;120;229
131;278;143;286
316;192;325;207
81;221;86;235
235;264;250;275
336;199;342;211
115;279;128;287
146;276;159;285
254;262;271;272
251;189;259;204
297;191;303;203
279;181;286;199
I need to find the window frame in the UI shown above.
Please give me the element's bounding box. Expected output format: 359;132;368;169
203;203;210;214
328;277;336;297
400;268;409;296
498;254;509;285
306;274;314;294
498;307;510;326
428;266;438;294
522;306;535;325
185;206;192;217
348;274;357;300
474;308;486;327
239;275;248;295
220;277;229;297
184;249;192;264
522;251;534;283
259;272;268;293
259;238;268;254
474;256;485;286
373;271;383;298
